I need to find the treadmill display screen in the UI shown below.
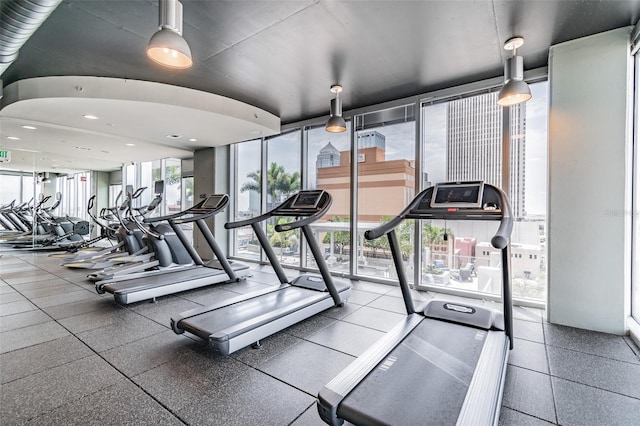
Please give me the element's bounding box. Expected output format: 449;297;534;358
203;195;224;210
291;190;323;209
430;182;484;209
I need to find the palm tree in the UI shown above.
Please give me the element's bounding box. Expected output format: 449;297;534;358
241;163;300;204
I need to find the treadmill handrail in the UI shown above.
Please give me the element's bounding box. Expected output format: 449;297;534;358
225;191;331;231
364;190;426;241
142;195;225;223
365;183;513;250
274;195;332;232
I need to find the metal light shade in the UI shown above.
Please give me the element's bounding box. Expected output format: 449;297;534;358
147;0;192;69
497;79;532;106
497;55;531;106
147;28;192;69
326;96;346;133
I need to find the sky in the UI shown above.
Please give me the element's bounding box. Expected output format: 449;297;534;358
236;81;549;216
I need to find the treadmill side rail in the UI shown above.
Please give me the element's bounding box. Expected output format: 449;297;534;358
317;314;423;425
456;332;510;426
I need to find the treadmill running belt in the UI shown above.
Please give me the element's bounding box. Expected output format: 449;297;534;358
337;318;487;426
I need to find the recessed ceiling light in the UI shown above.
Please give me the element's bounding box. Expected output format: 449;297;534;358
83;114;99;120
126;143;136;147
21;125;37;130
250;130;262;135
188;138;197;142
166;134;182;139
7;136;20;140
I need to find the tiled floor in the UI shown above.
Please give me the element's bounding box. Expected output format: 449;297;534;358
1;251;640;425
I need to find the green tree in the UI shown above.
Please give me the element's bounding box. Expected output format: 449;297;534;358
241;163;300;203
322;216;350;256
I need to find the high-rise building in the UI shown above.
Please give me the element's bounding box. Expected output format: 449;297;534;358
316;142;341;169
446;91;526;217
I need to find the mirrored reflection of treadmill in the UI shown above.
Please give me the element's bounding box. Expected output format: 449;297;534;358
96;194;249;305
318;181;514;426
171;189;351;356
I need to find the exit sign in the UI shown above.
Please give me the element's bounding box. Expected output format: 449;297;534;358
0;150;10;163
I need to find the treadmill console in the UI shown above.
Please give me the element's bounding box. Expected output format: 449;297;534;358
202;195;225;210
430;181;484;209
290;190;324;210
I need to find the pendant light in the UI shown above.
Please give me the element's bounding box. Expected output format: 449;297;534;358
497;37;531;106
147;0;192;69
325;84;347;133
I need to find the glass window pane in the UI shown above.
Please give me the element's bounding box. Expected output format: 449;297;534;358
163;158;182;215
633;53;640;324
306;123;351;273
420;83;548;301
266;131;301;267
355;105;416;281
234;139;262;260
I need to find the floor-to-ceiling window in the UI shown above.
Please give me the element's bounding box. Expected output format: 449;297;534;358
233;139;263;261
632;49;639;325
420;82;548;302
229;76;548;306
266;130;301;267
304;123;351;273
355;104;416;281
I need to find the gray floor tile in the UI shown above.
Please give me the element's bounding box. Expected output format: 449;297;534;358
346;288;383;306
0;291;27;304
290;403;326;426
100;330;193;377
178;286;243;306
366;294;411;314
128;295;203;325
502;365;556;423
0;309;52;333
2;272;59;285
17;283;85;299
499;407;555;425
0;335;93;384
0;299;37;317
307;321;384;357
508;338;549;374
8;277;71;291
284;313;337;338
232;332;303;367
341;305;405;332
553;377;640;426
177;368;315;425
0;355;123;423
547;345;640;398
75;314;167;352
40;296;116;320
259;340;355;395
513;318;545;343
28;380;183;425
0;320;70;354
321;302;363;320
544;323;639;363
30;288;101;308
512;305;545;323
57;304;135;333
133;346;250;412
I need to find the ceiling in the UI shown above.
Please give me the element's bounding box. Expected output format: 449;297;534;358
1;0;639;175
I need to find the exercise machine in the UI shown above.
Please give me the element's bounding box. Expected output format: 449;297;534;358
171;189;351;356
96;194;249;304
317;181;513;426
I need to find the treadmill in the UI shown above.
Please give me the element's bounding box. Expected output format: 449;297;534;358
171;189;351;356
317;181;514;426
96;194;249;304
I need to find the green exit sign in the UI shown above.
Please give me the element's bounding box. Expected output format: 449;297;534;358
0;150;10;163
